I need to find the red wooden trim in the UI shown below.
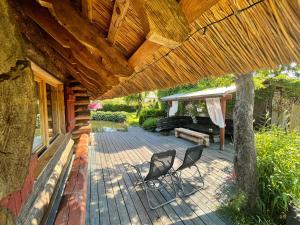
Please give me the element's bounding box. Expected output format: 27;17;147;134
0;154;38;217
54;134;89;225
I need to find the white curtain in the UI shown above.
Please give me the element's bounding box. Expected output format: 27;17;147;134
205;98;225;128
169;101;178;116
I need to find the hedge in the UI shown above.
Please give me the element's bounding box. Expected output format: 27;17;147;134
91;111;127;123
100;103;138;112
142;117;158;131
139;108;165;125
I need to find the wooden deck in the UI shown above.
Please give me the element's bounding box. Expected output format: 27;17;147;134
86;127;235;225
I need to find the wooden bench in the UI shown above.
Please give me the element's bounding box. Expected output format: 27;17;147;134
175;128;210;147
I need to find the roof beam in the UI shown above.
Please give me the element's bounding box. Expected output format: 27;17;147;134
128;40;161;70
82;0;93;22
132;0;189;49
44;35;119;88
179;0;220;24
23;0;119;84
129;0;189;71
108;0;130;44
51;0;133;77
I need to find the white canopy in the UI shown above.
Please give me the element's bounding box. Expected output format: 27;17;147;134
161;86;236;102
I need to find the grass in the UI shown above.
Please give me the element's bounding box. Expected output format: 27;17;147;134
219;193;276;225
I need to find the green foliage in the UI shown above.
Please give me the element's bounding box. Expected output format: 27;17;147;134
220;192;276;225
101;103;138;112
196;75;235;90
267;74;300;97
126;113;139;126
138;108;165;125
142;117;158;131
255;127;300;222
91;111;127;123
222;127;300;225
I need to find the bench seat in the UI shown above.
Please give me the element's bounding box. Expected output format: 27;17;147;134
175;128;209;147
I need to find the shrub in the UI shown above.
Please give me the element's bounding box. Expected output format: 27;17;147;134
221;127;300;225
142;117;158;131
139;108;165;125
101;103;138;112
256;127;300;222
91;111;127;123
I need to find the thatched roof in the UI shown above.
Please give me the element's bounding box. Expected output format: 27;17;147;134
20;0;300;99
161;86;236;101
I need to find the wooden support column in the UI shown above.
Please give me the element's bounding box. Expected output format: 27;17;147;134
220;97;227;150
167;101;172;117
65;86;75;132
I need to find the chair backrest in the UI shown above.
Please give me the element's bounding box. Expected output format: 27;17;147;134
144;150;176;181
177;145;204;171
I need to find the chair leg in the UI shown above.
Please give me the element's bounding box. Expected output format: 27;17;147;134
177;165;204;197
143;176;177;210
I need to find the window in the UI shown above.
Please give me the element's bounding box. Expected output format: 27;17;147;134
31;62;65;153
33;82;43;149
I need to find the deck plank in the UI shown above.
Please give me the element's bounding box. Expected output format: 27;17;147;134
87;127;234;225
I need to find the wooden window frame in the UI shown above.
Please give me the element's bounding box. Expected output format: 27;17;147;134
31;62;65;154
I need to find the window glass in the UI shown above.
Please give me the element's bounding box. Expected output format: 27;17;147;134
46;84;58;141
33;82;43;150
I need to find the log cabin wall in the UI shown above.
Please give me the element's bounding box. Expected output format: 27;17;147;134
66;78;92;142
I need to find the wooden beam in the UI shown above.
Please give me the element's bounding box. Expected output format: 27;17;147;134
179;0;220;24
128;40;161;69
44;35;119;87
48;40;109;94
36;0;53;9
128;0;189;71
31;61;63;86
132;0;189;48
22;0;120;84
51;0;133;77
82;0;93;22
108;0;130;44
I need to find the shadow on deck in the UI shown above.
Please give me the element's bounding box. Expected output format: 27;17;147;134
86;127;235;225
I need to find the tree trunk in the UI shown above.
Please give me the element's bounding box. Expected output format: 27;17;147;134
0;0;36;223
233;73;258;210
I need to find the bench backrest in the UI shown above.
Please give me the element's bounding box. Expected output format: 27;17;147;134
157;116;193;131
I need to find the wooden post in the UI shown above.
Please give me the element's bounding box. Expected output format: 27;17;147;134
167;101;172;117
220;97;227;150
65;87;75;132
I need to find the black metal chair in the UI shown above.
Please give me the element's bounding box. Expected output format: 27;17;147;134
126;150;177;209
174;145;204;196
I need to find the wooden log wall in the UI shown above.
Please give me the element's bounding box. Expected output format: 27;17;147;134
68;79;92;142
